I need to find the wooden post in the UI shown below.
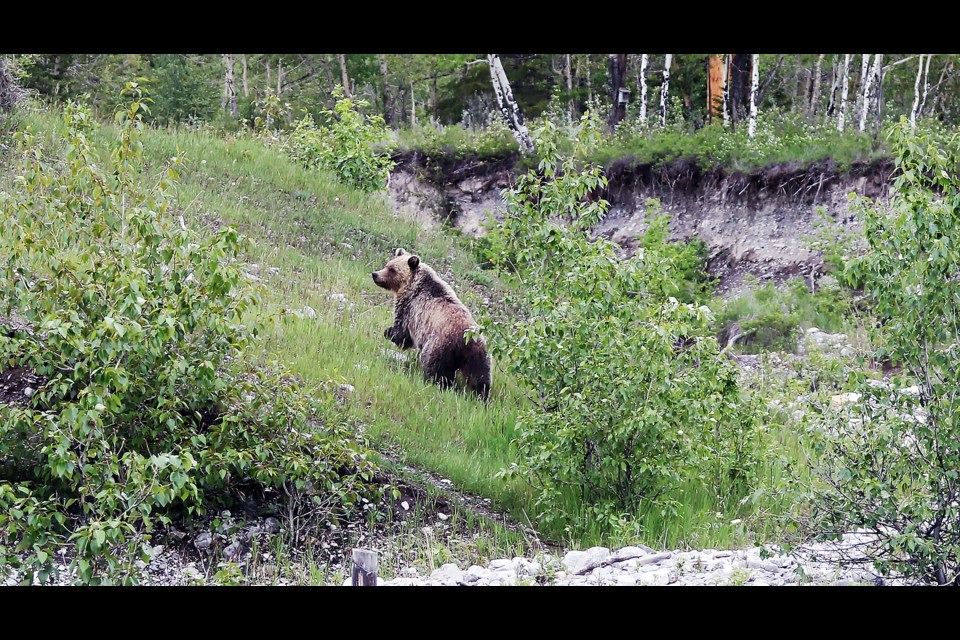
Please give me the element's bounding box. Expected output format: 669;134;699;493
352;548;378;586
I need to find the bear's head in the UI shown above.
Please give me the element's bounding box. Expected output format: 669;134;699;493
372;248;421;294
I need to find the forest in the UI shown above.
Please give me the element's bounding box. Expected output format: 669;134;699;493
1;52;960;586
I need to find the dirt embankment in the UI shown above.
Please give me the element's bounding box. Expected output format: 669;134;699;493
390;151;895;291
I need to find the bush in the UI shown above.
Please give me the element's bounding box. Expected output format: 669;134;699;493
797;119;960;585
284;88;395;192
484;116;768;539
0;85;377;585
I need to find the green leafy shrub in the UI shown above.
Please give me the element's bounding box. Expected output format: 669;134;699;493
284;88;395;192
797;119;960;585
635;206;713;304
484;117;768;540
0;85;377;585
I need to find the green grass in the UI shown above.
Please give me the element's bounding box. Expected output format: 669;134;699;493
8;103;838;552
395;108;894;175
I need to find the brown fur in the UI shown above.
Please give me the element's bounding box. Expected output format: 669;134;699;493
372;248;492;401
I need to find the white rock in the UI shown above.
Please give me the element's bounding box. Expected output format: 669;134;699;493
300;306;317;319
431;563;463;583
466;565;487;577
561;550;592;574
488;559;513;571
328;293;347;303
612;546;651;562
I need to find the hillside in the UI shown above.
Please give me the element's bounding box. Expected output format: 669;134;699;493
4;71;960;584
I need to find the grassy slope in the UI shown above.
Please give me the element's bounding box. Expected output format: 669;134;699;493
13;106;804;551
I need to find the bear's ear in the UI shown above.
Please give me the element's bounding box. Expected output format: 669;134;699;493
408;255;420;271
394;248;407;257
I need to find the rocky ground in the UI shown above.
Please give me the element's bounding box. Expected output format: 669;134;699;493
362;533;905;586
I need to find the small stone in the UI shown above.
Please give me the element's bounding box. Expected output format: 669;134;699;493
328;293;348;303
437;512;448;521
23;387;35;398
193;532;213;552
183;566;203;582
339;383;355;394
489;559;513;571
266;267;280;277
224;541;243;560
401;501;410;511
300;306;317;319
263;517;281;534
400;567;420;578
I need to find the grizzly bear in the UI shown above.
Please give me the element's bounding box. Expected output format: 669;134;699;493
372;248;492;401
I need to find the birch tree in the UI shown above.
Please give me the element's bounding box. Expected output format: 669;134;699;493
747;54;759;139
638;53;649;125
859;54;881;132
488;54;534;153
854;54;869;119
826;56;840;116
911;54;926;131
838;54;851;132
241;54;249;98
222;54;237;117
872;54;884;129
722;54;730;126
858;54;883;132
659;53;672;127
564;53;575;122
809;53;824;118
918;54;933;117
337;53;351;96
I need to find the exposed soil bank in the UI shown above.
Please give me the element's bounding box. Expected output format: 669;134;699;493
390;151;895;291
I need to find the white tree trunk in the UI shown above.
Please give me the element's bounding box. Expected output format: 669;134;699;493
659;53;672;127
639;53;649;125
810;53;824;117
859;54;880;132
488;54;534;153
722;54;730;127
748;54;759;139
854;54;868;119
919;54;933;117
911;54;926;131
410;80;416;126
565;53;574;122
586;55;593;104
241;54;249;98
872;54;884;129
276;58;284;98
223;54;237;117
826;56;839;116
337;53;351;96
838;54;851;132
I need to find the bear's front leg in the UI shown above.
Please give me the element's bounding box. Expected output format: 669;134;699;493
384;323;414;350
